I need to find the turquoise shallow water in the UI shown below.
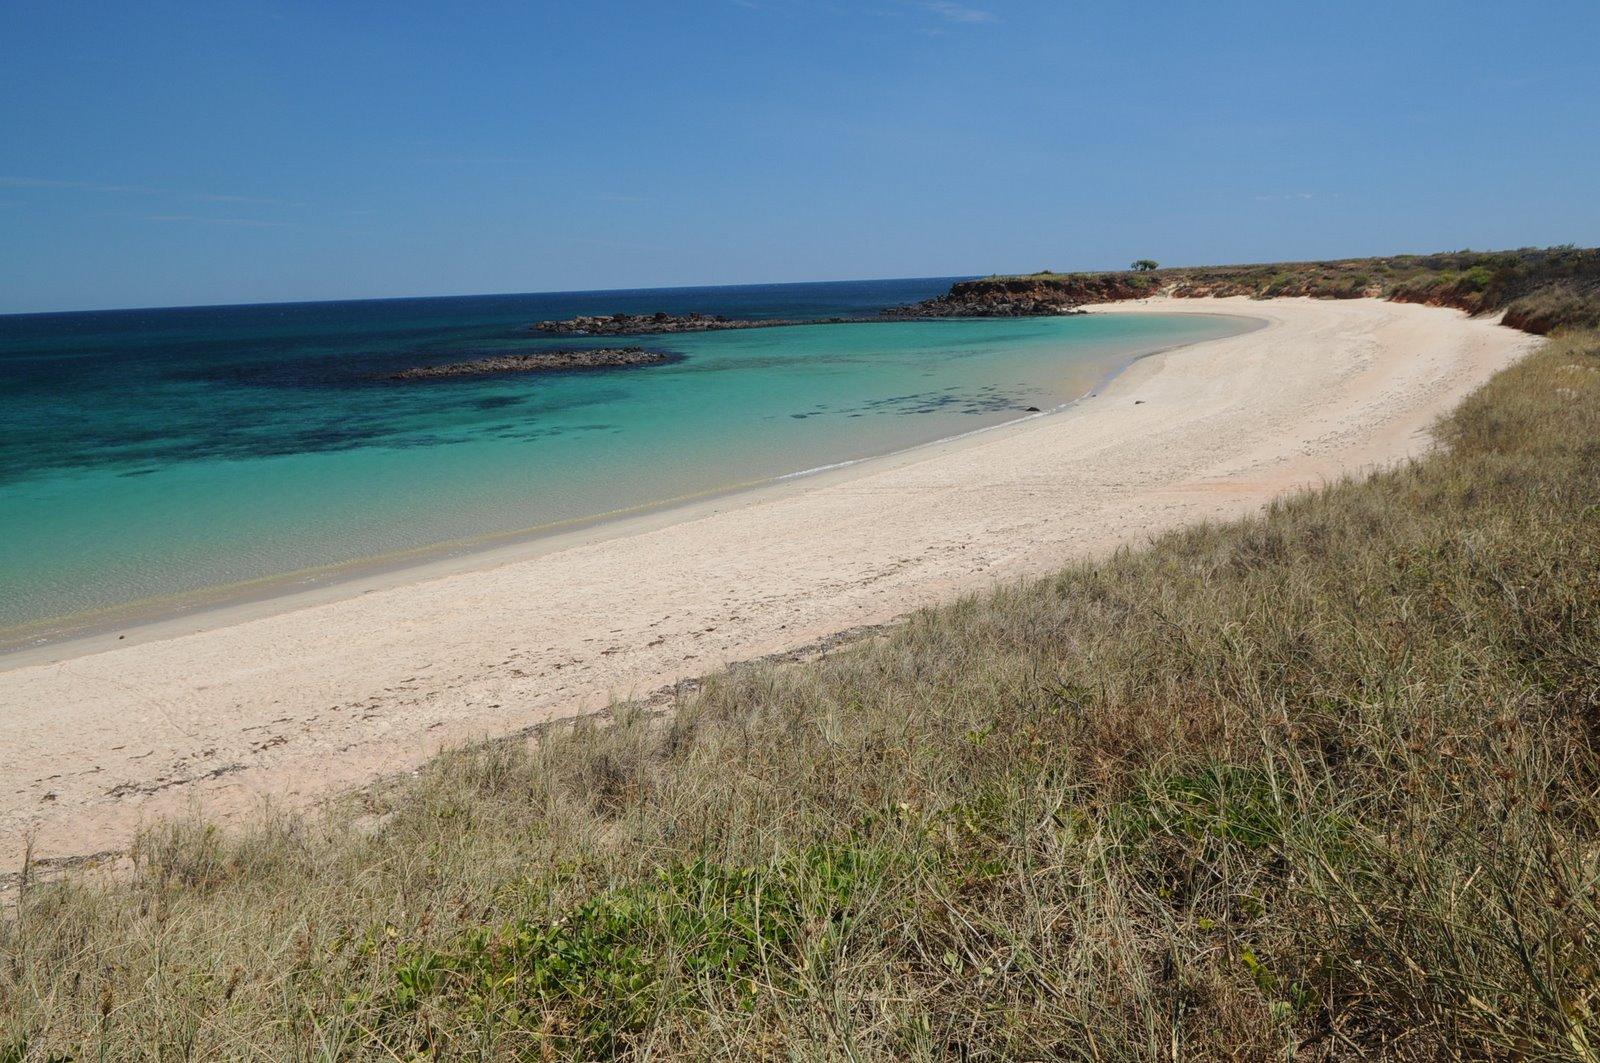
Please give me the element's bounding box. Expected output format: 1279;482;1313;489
0;281;1250;636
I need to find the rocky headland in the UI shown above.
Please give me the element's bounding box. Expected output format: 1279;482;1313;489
526;248;1600;338
891;247;1600;334
882;274;1163;319
390;347;677;381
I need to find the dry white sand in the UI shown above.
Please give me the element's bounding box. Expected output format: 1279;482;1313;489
0;297;1536;868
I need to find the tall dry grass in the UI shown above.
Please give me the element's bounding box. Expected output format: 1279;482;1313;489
4;332;1599;1060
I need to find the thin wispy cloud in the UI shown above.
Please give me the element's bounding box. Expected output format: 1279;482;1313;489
1;176;155;195
191;192;294;205
144;214;292;228
0;176;301;207
1254;192;1319;202
414;154;524;166
920;1;997;23
551;234;666;253
730;0;998;26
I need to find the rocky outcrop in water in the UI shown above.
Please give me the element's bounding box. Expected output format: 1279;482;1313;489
532;311;843;335
391;347;677;380
882;274;1162;319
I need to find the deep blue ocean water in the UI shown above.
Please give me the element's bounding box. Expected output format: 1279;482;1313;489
0;279;1249;637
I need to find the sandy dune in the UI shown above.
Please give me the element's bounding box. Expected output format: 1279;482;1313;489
0;297;1535;868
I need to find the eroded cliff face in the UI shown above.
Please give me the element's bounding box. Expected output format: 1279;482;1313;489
1499;289;1600;335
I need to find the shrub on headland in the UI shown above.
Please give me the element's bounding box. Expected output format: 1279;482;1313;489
4;327;1600;1057
1504;284;1600;334
979;245;1600;333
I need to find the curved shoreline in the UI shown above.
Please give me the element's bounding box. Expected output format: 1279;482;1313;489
0;311;1260;666
0;298;1536;867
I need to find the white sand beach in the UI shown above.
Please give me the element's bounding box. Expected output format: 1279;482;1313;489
0;297;1536;868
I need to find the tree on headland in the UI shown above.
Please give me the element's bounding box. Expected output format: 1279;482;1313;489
1131;259;1159;272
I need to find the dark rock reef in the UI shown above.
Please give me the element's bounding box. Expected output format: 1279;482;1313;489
391;347;677;381
532;311;843;336
883;274;1161;319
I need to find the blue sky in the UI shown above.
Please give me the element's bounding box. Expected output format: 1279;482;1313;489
2;0;1597;313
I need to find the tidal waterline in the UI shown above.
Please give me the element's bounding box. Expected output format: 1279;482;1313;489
0;281;1252;637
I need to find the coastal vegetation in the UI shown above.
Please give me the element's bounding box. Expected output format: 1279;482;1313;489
532;247;1600;334
954;245;1600;332
4;315;1598;1057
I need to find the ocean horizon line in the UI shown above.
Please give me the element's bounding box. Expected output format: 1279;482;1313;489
0;272;983;320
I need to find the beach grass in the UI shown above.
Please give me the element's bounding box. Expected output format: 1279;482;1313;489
4;329;1600;1059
